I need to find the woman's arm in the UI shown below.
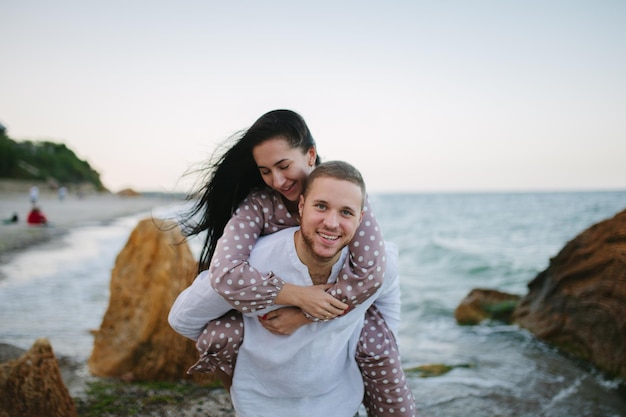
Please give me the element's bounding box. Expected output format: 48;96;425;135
209;191;290;312
325;196;386;308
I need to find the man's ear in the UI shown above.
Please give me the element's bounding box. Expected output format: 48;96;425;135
358;210;364;223
298;194;305;216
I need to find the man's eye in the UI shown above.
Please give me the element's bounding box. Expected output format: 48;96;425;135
341;210;354;216
279;164;291;170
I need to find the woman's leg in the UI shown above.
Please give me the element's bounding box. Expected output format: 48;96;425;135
187;310;244;391
357;306;417;417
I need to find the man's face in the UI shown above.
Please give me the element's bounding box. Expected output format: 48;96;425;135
298;176;363;262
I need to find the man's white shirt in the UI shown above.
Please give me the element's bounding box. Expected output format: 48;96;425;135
169;227;401;417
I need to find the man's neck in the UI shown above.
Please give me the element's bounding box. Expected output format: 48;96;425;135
294;230;341;285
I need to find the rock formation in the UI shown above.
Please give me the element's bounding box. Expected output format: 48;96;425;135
455;288;520;325
0;338;77;417
513;208;626;379
88;218;215;384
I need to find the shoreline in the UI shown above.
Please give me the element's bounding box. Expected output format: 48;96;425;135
0;191;182;257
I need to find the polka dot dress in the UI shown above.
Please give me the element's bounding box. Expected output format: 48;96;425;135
188;310;243;375
357;306;417;417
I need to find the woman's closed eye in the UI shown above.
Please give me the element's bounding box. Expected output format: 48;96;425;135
259;163;291;175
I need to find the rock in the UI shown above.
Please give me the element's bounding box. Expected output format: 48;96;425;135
513;208;626;379
455;288;521;325
404;363;473;378
116;188;141;197
88;218;216;385
0;338;77;417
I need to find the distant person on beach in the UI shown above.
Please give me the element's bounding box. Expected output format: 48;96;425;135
58;186;67;201
170;161;416;417
173;109;414;416
2;212;18;225
29;186;39;205
27;206;47;225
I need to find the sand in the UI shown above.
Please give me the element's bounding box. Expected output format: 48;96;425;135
0;191;180;255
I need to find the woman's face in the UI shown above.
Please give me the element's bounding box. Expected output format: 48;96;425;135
253;136;317;202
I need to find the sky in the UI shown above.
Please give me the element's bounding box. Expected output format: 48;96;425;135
1;0;625;194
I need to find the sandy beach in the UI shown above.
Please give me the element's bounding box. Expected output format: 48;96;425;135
0;190;180;256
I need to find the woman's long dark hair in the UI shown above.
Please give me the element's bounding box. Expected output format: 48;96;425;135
180;109;320;273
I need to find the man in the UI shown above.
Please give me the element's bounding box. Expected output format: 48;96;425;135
169;161;412;417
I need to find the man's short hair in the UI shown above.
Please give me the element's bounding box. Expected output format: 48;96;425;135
304;161;366;208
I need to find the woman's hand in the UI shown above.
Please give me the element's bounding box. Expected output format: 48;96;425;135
258;307;311;335
275;283;349;320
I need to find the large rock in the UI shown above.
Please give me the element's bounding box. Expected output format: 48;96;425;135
88;218;215;384
0;338;77;417
513;208;626;379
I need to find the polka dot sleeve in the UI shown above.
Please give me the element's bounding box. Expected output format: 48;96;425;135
325;195;386;308
209;190;298;313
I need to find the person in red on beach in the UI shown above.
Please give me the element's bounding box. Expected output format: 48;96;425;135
176;110;416;417
27;206;47;225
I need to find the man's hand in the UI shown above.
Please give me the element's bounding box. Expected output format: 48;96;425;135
258;307;312;335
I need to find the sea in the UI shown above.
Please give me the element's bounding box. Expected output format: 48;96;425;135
1;190;625;416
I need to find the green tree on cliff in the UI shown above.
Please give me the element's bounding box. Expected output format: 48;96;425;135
0;130;104;190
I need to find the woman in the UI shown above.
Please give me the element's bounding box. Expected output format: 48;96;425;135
178;110;415;417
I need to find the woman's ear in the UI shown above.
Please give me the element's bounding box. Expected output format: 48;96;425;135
308;147;317;167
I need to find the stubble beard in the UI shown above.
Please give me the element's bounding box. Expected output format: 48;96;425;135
300;228;343;265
